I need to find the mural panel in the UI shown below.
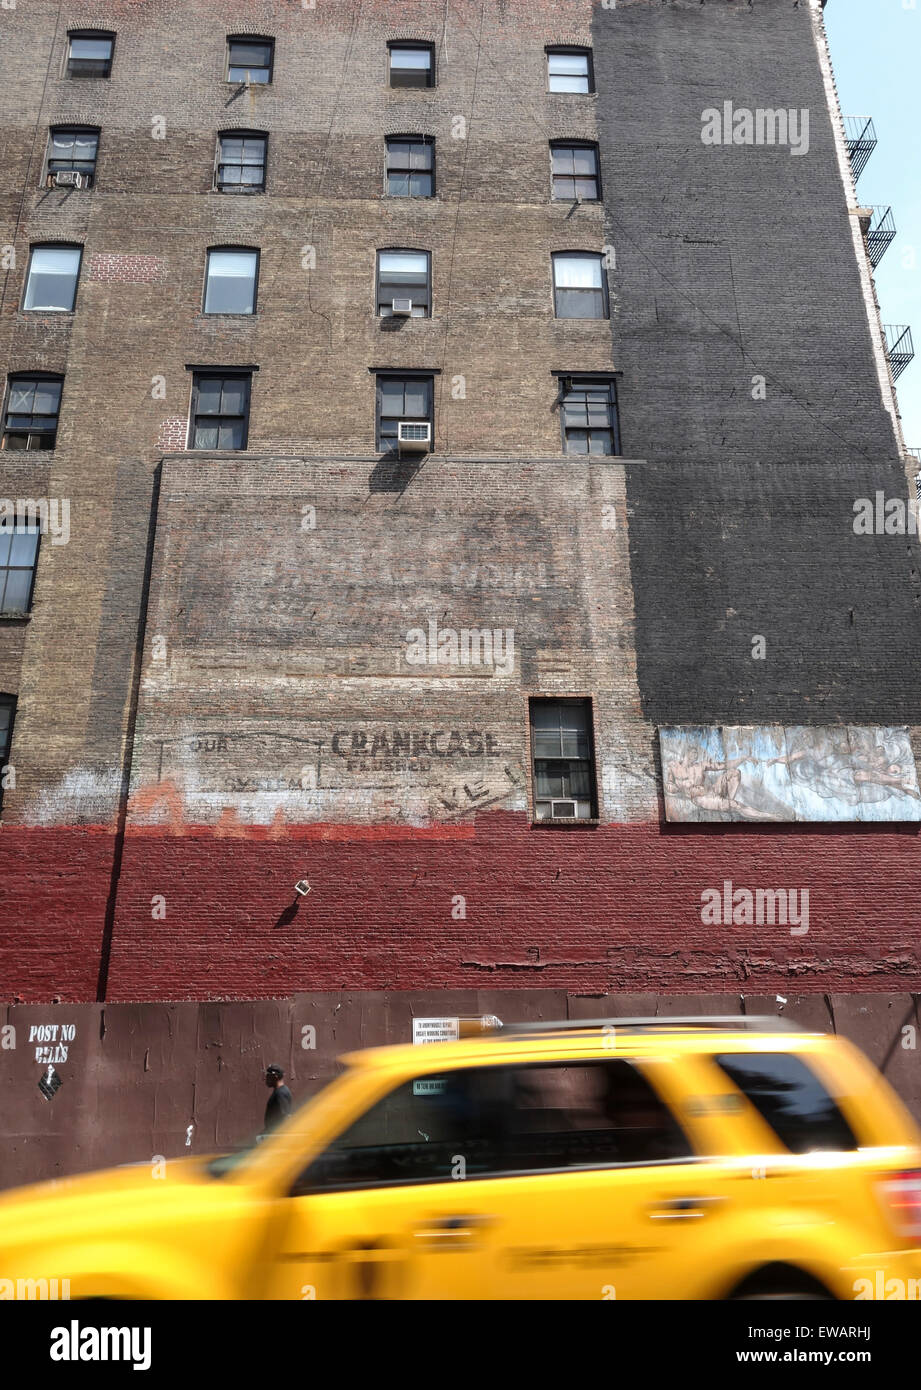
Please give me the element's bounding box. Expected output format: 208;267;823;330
660;726;921;823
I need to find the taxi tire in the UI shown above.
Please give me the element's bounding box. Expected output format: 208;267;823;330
727;1264;834;1300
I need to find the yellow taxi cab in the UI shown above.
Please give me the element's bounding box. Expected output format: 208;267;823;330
2;1015;921;1300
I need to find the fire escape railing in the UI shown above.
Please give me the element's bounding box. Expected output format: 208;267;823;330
844;115;877;182
884;325;915;382
865;205;896;267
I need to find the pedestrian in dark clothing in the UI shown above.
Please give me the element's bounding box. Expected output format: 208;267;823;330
263;1064;293;1133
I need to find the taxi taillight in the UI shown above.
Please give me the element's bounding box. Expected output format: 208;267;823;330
877;1169;921;1240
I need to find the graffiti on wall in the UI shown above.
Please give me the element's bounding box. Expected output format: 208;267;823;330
660;725;921;822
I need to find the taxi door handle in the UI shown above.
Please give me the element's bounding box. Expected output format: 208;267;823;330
413;1214;495;1248
648;1196;725;1220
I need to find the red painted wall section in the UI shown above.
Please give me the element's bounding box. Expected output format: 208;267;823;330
1;812;919;1002
0;829;114;1002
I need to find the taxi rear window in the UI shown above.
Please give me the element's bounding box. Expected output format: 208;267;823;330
715;1052;859;1153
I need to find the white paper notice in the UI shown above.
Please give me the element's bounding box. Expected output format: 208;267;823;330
412;1017;460;1045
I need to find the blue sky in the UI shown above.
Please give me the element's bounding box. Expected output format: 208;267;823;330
825;0;921;449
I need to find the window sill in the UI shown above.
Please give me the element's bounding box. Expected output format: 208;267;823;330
531;816;599;828
0;613;32;624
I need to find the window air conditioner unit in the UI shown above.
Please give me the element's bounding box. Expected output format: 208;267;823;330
391;297;413;317
397;420;431;454
549;799;578;818
51;169;85;189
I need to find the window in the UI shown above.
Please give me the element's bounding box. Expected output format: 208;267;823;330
189;372;252;450
377;250;430;317
376;374;433;452
389;42;434;88
530;698;597;819
0;517;40;615
216;132;267;193
204;249;259;314
550;142;600;201
385;136;434;197
547;47;593;94
294;1059;690;1194
559;377;620;456
226;36;274;84
552;252;607;319
23;245;81;312
66;31;114;78
0;696;15;813
2;376;63;451
715;1054;859;1155
46;128;99;187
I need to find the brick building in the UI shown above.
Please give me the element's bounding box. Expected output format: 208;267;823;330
1;0;920;1009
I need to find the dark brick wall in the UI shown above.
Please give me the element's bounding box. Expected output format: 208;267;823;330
591;0;921;721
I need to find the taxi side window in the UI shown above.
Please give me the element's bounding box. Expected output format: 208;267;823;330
714;1052;859;1153
293;1060;691;1194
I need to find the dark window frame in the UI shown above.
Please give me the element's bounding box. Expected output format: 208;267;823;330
291;1057;692;1195
2;373;64;452
22;243;83;313
552;250;609;320
388;40;435;89
65;30;115;79
376;247;431;318
188;370;253;451
0;514;41;617
203;246;260;316
550;140;601;202
45;126;100;189
557;374;621;457
215;130;268;194
385;134;435;198
0;695;16;814
528;695;600;823
546;45;594;94
226;35;275;85
374;371;434;453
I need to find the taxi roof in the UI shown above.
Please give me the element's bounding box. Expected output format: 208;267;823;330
340;1016;830;1073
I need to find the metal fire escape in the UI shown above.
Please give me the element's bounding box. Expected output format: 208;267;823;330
883;325;915;382
844;116;877;181
843;116;914;387
864;206;896;267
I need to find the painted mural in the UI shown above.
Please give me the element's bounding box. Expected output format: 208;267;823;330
660;726;921;823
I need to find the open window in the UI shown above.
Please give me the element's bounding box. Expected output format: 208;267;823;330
66;31;114;79
227;36;274;84
389;42;434;88
46;128;99;189
529;697;598;820
377;250;431;317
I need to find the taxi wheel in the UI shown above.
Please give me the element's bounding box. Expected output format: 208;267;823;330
728;1265;833;1301
732;1291;829;1300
